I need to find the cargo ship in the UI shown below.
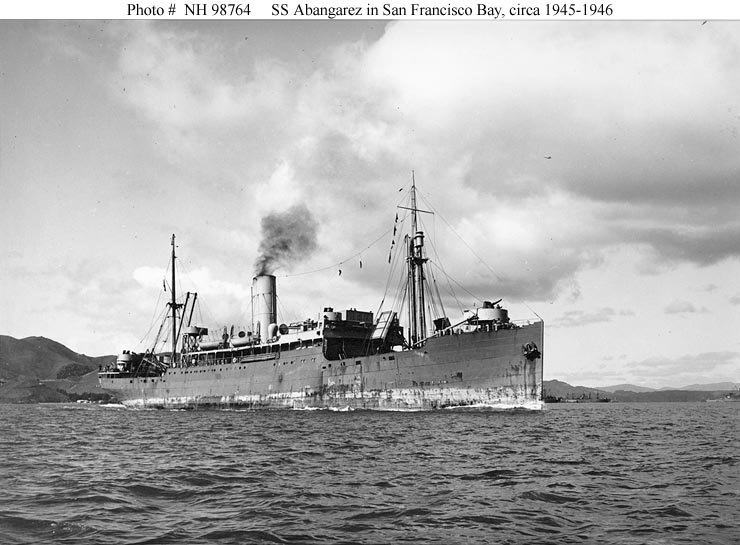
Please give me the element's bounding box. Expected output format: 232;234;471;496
99;180;544;410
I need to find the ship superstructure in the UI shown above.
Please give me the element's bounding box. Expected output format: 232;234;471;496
99;180;544;410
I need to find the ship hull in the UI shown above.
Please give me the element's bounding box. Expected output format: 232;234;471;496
100;322;543;411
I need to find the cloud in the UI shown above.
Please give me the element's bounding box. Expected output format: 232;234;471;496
562;351;740;389
114;24;277;128
664;300;708;314
361;22;740;273
133;266;167;290
556;368;629;387
550;307;634;328
626;225;740;267
125;263;256;351
101;21;740;307
623;351;740;387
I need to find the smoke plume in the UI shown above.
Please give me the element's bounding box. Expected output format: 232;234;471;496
254;203;318;276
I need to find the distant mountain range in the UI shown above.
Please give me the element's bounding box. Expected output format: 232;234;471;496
598;382;740;393
0;335;737;404
598;383;656;393
544;378;739;403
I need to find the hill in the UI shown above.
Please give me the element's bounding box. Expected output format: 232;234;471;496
543;379;612;402
0;335;114;381
0;336;116;403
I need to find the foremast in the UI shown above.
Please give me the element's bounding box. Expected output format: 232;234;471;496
167;234;181;365
400;173;434;346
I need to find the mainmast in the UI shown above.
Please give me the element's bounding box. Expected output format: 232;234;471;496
403;173;430;346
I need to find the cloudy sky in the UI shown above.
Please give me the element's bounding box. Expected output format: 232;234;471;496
2;18;739;388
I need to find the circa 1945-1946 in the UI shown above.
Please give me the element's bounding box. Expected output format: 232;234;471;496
271;3;613;19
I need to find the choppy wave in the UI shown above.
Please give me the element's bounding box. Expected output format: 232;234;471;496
0;403;738;544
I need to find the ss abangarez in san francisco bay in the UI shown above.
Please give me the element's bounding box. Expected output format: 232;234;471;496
99;180;544;410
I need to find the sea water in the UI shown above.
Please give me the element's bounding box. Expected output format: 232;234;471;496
0;402;737;544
